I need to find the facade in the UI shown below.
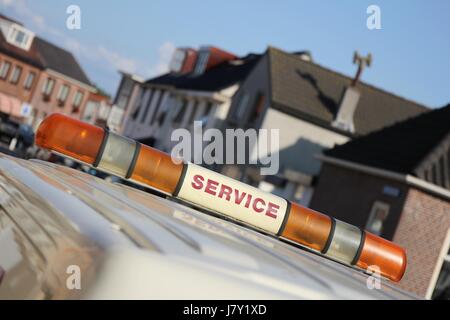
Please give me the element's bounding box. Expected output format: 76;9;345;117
223;46;428;206
118;45;428;206
109;71;144;133
0;14;98;130
309;104;450;298
121;46;259;157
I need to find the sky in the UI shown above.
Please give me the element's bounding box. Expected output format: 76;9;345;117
1;0;449;108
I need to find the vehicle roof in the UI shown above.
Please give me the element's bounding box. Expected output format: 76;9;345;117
0;154;418;299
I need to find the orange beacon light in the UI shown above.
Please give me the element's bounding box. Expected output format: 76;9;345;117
35;114;407;282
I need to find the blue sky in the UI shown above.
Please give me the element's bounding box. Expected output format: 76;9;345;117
1;0;449;108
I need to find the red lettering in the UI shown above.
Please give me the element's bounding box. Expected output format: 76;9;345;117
253;198;265;213
265;202;279;219
205;179;219;196
192;174;204;190
218;184;233;201
244;194;253;208
234;189;247;205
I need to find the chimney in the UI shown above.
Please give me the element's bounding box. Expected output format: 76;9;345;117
332;51;372;133
292;50;313;62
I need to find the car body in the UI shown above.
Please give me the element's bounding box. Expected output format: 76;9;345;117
0;153;418;299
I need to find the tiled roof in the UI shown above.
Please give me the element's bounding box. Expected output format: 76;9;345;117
33;37;91;86
268;47;428;136
145;54;261;92
324;104;450;175
0;13;91;86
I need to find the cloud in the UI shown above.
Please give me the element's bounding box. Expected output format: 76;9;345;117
148;41;176;76
0;0;177;91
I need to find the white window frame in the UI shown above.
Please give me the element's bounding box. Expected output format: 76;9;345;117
0;61;11;79
23;71;36;90
72;91;84;108
366;201;390;235
42;78;55;96
9;65;22;84
6;24;34;51
57;84;70;103
426;229;450;299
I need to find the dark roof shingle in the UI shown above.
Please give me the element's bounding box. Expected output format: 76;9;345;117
145;54;261;92
268;47;428;136
34;37;91;86
324;104;450;175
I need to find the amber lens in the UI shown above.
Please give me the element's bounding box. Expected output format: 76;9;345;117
35;113;104;164
281;203;333;251
356;232;407;282
130;144;184;194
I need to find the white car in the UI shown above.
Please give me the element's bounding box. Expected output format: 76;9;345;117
0;153;417;299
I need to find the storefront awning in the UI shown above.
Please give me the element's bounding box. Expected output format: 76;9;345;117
0;92;24;118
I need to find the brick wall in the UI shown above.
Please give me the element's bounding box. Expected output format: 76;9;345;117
309;163;408;239
0;52;41;103
393;188;450;297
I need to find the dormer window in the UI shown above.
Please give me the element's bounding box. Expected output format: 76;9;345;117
6;24;34;51
193;49;210;75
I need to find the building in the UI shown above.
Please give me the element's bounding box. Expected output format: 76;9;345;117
0;14;98;130
117;45;428;206
309;104;450;298
223;46;428;206
110;71;144;133
121;46;260;155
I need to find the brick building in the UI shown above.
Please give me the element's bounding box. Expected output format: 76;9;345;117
310;104;450;298
0;14;98;130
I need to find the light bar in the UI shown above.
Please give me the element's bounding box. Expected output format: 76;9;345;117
35;114;407;282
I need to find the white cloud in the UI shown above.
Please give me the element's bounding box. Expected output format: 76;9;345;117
148;41;176;76
0;0;177;86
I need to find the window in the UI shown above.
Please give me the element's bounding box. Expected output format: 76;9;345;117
57;84;70;106
194;50;210;74
0;61;11;79
187;101;199;125
9;66;22;84
141;90;155;123
150;91;165;124
170;49;186;72
116;78;133;109
42;78;55;101
249;93;265;123
131;89;146;120
198;102;213;126
72;91;84;110
366;201;390;236
430;231;450;300
7;26;33;50
231;93;249;120
173;99;187;123
23;71;35;90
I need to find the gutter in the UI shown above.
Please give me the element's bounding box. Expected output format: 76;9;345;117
317;154;450;201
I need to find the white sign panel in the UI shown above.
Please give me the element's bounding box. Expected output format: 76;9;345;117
177;164;288;234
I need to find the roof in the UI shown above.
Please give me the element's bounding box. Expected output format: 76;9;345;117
0;13;91;86
145;54;261;92
0;29;43;68
268;47;428;136
0;153;416;299
34;37;91;86
324;104;450;175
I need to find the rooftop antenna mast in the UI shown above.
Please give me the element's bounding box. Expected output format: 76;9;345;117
352;51;372;86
